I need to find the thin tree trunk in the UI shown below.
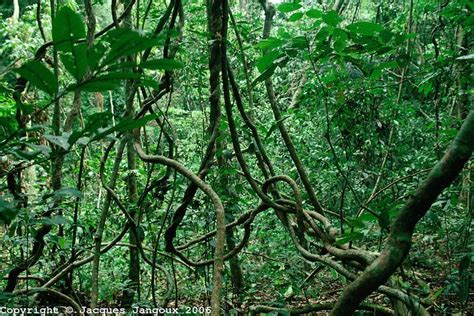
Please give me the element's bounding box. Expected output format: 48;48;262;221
90;141;126;308
12;0;19;23
119;0;140;307
216;140;245;296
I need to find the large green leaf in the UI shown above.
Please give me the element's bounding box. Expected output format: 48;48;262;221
254;38;284;50
347;21;384;36
44;134;71;150
251;63;278;87
76;72;146;92
75;79;121;92
87;42;108;72
306;9;322;19
15;61;58;96
336;231;364;245
68;112;113;145
140;58;184;70
323;11;340;27
91;114;160;141
277;2;302;13
289;12;304;22
316;26;333;42
60;43;88;80
52;6;86;52
256;51;280;72
333;28;348;53
291;36;308;49
0;198;18;225
103;29;163;65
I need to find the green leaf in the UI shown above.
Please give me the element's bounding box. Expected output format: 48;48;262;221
0;291;14;304
60;43;88;80
87;42;108;72
8;148;42;161
0;198;18;225
136;79;160;90
91;114;160;141
429;287;444;301
115;114;160;133
369;61;398;80
108;37;162;63
251;64;277;87
359;213;378;222
140;58;184;70
76;80;120;92
284;285;294;298
336;232;363;245
321;73;337;84
333;28;348;53
346;218;365;228
277;28;291;39
76;72;145;92
379;61;398;69
417;81;433;96
277;2;302;13
254;38;284;50
306;9;322;19
103;29;162;65
265;116;290;140
102;60;138;72
26;143;51;156
291;36;308;49
257;51;280;72
52;6;86;52
15;61;58;96
376;46;394;56
356;35;380;51
289;12;304;22
347;21;384;36
316;26;333;42
323;10;340;27
380;30;393;43
334;39;346;53
68;112;113;145
44;134;70;150
370;67;382;80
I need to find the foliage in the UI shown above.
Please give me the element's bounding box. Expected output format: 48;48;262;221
0;0;472;314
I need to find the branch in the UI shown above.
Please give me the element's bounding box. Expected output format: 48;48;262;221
133;131;225;316
14;287;83;315
331;110;474;315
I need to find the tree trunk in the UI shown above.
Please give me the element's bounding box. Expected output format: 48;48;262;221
11;0;19;23
330;111;474;315
120;0;141;307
